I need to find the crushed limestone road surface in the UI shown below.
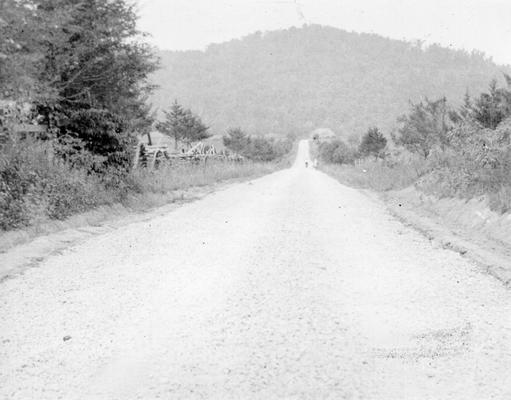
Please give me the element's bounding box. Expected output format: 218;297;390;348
1;140;511;399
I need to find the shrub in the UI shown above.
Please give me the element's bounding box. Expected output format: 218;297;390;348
358;127;387;158
0;138;110;229
318;140;355;164
416;120;511;204
223;128;293;162
61;108;135;171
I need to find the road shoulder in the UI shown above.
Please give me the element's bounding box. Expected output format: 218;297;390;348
0;178;255;282
374;188;511;286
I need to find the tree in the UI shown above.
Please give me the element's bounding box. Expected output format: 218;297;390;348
63;108;133;169
36;0;157;112
223;127;251;154
181;109;210;145
156;100;188;149
393;98;451;158
22;0;158;146
157;100;210;149
470;78;511;129
359;127;387;158
0;0;38;99
1;0;159;169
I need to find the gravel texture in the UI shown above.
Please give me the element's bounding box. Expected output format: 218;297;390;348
1;140;511;399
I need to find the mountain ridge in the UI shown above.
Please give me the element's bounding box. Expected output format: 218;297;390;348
150;25;511;138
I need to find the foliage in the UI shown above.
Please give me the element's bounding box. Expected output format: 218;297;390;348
1;0;158;173
156;100;210;149
180;109;210;145
321;154;428;192
469;78;511;129
394;97;452;158
317;140;355;164
151;25;510;137
359;127;387;158
59;108;135;170
223;128;250;154
0;136;281;231
416;119;511;205
131;160;279;196
0;0;41;99
37;0;157;117
223;128;293;161
0;139;107;229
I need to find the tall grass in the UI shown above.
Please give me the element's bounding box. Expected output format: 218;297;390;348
321;144;511;214
131;160;277;194
321;153;429;192
0;140;283;232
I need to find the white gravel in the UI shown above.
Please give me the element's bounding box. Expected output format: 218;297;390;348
1;140;511;399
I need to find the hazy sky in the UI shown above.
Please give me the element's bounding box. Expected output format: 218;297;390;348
136;0;511;65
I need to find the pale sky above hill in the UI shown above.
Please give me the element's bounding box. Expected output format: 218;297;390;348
136;0;511;65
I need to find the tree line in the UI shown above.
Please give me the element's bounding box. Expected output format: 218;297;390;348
151;25;510;137
319;76;511;163
1;0;158;170
222;127;293;162
0;1;294;231
317;76;511;212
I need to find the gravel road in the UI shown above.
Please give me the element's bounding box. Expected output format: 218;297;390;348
1;140;511;399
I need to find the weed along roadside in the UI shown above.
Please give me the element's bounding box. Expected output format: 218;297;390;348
4;4;511;397
0;1;295;256
313;124;511;286
0;159;287;252
0;158;291;281
1;116;294;277
308;75;511;285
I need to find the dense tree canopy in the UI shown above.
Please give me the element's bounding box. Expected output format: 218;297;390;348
1;0;158;168
151;25;510;138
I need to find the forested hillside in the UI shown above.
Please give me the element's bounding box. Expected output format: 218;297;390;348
1;0;286;232
152;25;510;138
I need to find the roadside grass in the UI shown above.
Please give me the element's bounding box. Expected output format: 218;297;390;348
321;149;511;214
126;160;281;210
132;160;279;194
0;139;286;235
320;156;428;192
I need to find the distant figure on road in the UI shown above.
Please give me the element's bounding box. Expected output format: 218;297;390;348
305;161;308;168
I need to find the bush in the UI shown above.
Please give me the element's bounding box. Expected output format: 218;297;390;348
0;135;283;231
61;108;135;171
318;140;355;164
0;138;111;229
358;127;387;158
223;128;293;162
415;121;511;210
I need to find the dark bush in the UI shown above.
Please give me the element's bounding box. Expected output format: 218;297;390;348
359;127;387;158
318;140;355;164
61;108;135;171
0;139;109;229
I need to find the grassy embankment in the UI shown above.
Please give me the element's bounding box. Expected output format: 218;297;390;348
320;150;511;215
0;139;290;242
316;142;511;256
